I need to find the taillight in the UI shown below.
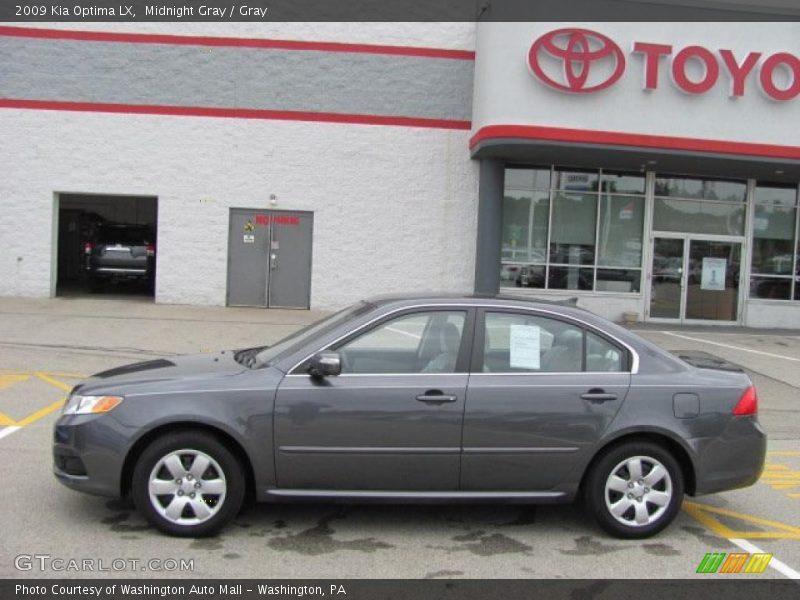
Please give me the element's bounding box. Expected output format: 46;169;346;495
732;386;758;416
146;244;155;257
83;242;93;255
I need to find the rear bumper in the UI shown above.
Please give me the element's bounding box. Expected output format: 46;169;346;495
93;267;148;275
692;417;767;496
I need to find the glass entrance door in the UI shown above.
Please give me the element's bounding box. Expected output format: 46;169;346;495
685;240;741;321
649;237;742;322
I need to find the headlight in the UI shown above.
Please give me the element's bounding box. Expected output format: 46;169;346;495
63;394;123;415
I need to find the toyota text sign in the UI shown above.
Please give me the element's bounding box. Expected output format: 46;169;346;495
528;28;799;101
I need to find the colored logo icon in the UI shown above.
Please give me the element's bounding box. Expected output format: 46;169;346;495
696;552;772;574
528;28;626;93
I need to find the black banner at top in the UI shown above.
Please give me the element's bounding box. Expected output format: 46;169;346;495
1;0;799;22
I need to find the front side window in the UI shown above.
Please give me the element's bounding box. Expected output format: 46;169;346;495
501;167;645;294
336;311;466;374
481;312;625;374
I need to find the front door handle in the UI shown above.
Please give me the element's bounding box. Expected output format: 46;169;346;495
416;390;457;404
580;388;618;403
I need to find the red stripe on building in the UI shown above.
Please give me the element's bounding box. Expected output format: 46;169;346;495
470;124;800;161
0;98;472;130
0;26;475;60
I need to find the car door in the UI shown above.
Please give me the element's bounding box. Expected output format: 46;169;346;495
460;308;630;491
274;307;474;491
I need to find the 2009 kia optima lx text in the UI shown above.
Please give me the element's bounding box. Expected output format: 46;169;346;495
53;294;766;538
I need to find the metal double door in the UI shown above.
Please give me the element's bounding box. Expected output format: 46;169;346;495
227;208;313;309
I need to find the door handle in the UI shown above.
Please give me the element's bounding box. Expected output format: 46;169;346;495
580;389;618;403
416;390;457;404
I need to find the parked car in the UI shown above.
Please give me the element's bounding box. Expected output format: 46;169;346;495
515;265;545;288
53;294;765;538
85;223;155;290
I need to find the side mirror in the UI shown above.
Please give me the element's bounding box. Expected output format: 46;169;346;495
308;352;342;378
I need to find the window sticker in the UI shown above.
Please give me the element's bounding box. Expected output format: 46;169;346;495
509;324;541;370
701;258;726;291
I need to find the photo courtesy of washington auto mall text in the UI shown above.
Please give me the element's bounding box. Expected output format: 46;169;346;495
15;584;348;598
1;0;800;599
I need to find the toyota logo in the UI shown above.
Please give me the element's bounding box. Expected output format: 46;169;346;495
528;28;626;93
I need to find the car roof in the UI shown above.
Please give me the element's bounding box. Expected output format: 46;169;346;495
363;292;582;310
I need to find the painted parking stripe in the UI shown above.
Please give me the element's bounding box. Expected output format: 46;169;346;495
684;502;800;580
0;426;21;440
0;371;72;439
729;538;800;580
34;371;74;392
659;331;800;362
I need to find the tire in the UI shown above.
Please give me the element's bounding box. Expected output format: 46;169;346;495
131;430;245;537
583;441;684;539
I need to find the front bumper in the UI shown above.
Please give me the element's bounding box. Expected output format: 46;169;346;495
693;416;767;496
53;413;131;498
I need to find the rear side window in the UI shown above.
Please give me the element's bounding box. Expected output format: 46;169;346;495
481;312;625;373
586;331;624;372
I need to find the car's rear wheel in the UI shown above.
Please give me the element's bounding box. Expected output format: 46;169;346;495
584;441;684;539
131;431;245;537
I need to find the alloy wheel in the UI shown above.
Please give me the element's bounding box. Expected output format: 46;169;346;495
147;449;227;526
604;455;673;527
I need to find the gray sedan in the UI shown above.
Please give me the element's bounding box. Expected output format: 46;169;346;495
53;294;766;538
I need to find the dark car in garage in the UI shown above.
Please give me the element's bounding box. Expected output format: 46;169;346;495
53;294;765;538
85;223;156;290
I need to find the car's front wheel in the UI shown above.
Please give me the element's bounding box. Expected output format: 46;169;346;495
131;431;245;537
584;441;684;539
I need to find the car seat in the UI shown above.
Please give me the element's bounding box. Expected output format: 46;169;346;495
422;322;461;373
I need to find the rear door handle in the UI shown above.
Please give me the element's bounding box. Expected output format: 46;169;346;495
416;390;457;404
580;389;618;403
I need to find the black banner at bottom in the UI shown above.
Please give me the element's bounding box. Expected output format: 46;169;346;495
3;580;799;600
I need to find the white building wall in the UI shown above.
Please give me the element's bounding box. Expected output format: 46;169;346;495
0;109;479;308
17;22;477;51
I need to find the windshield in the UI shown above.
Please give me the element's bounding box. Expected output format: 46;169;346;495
255;301;372;369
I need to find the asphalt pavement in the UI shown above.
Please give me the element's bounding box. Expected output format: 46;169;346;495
0;295;798;580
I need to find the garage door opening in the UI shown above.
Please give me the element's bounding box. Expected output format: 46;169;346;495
55;193;158;299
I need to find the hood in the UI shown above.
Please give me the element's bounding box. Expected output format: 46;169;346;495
75;351;246;394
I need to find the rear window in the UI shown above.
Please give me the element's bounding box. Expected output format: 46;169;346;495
97;226;152;245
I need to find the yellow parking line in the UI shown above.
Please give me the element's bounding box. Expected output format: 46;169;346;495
0;371;78;438
767;451;800;457
0;369;86;379
683;501;800;540
34;372;73;392
0;374;30;391
41;372;86;378
13;398;65;428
